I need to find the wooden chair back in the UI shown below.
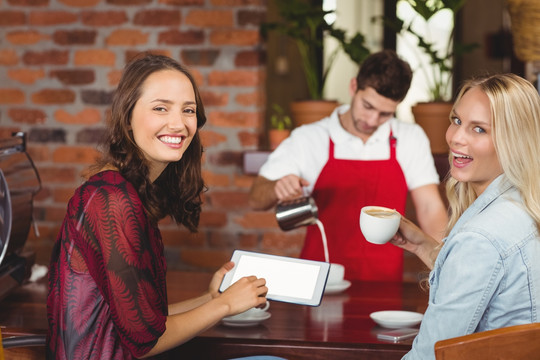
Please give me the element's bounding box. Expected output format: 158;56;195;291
434;322;540;360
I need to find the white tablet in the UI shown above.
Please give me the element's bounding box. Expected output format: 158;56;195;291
219;250;330;306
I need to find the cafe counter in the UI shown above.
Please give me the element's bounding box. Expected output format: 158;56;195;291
0;271;429;360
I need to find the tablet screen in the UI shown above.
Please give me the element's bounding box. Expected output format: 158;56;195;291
219;250;330;306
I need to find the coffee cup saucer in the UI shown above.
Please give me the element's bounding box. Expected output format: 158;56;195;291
324;280;351;294
221;311;271;327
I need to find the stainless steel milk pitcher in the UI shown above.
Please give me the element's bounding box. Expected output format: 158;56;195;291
275;196;318;231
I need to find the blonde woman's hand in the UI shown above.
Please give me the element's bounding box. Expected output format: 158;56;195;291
390;217;441;269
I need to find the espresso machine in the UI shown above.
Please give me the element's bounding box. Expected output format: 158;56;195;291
0;132;41;301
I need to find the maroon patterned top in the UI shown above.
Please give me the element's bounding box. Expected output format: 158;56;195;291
47;171;168;359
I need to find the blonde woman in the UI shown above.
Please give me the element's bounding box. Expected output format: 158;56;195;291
391;73;540;360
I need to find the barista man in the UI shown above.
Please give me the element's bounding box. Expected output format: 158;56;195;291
249;50;448;281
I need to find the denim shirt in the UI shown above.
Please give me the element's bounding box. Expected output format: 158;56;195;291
404;175;540;360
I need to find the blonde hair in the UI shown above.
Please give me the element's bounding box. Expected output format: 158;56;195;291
445;73;540;235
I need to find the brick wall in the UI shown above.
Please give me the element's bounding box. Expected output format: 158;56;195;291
0;0;305;271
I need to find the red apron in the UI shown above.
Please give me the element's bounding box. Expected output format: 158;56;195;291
301;132;408;281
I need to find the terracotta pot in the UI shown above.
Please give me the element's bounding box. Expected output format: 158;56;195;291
268;129;291;150
289;100;339;127
411;102;453;155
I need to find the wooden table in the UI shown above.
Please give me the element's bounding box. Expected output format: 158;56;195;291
0;271;429;360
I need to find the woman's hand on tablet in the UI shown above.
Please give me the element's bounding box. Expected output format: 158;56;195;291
219;276;268;316
209;261;235;298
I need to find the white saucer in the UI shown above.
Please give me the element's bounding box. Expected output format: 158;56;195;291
370;310;423;329
221;312;271;327
324;280;351;294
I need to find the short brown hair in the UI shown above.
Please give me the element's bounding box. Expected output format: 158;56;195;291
355;49;412;102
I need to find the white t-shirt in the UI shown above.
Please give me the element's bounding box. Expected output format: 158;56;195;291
259;104;440;194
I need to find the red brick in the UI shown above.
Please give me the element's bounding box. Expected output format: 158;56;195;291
32;89;75;104
158;30;204;45
26;222;57;242
161;228;205;247
134;9;181;26
44;206;69;222
207;191;249;209
181;49;219;66
29;11;77;26
53;30;97;45
0;89;25;104
52;186;76;203
107;0;151;4
237;10;266;26
0;129;21;143
235;211;277;229
58;0;101;6
29;128;66;143
76;127;106;144
236;91;262;106
202;170;230;187
7;0;48;5
211;0;264;5
210;29;259;46
52;145;100;164
124;49;171;64
199;211;228;227
180;249;231;270
9;108;47;124
107;69;122;86
81;11;127;26
199;90;229;107
8;68;46;84
207;150;243;167
0;49;18;65
238;233;258;248
27;144;51;162
6;30;50;45
208;232;240;248
208;111;261;128
106;29;149;46
33;186;52;202
23;50;69;65
237;130;260;147
200;130;227;147
55;108;101;125
0;11;26;26
185;10;233;28
50;69;95;85
189;68;204;87
235;50;265;67
208;70;261;87
38;166;77;184
261;231;305;255
159;0;203;5
233;174;255;189
74;49;115;66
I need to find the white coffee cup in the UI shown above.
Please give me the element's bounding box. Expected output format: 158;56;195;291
225;301;270;320
327;263;345;285
360;206;401;244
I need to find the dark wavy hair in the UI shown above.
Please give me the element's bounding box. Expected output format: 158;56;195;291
96;53;206;232
355;49;412;102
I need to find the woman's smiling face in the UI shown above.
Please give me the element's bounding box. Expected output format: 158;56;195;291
446;86;503;195
130;69;197;181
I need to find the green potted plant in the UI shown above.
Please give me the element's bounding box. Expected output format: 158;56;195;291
268;104;293;150
262;0;371;126
381;0;477;154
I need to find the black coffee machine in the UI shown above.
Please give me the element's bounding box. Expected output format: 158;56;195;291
0;132;41;301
